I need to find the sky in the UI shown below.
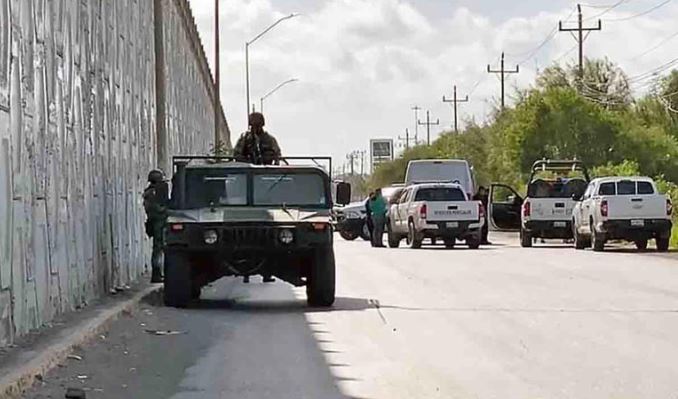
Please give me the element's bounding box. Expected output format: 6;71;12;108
187;0;678;170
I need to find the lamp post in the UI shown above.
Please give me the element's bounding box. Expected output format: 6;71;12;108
245;13;299;119
260;78;299;113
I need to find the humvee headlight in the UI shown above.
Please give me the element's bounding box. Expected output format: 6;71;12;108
279;229;294;244
204;230;218;245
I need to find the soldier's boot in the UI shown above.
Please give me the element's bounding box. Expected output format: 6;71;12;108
263;274;275;283
151;267;163;283
243;275;250;284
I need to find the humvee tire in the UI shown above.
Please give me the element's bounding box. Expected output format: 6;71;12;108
307;247;336;307
164;252;192;308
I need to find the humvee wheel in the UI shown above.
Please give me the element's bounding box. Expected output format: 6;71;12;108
307;247;336;307
164;252;191;308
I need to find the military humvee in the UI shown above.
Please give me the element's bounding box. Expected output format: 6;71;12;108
163;156;351;308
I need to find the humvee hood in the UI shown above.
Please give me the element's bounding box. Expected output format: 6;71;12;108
167;207;330;224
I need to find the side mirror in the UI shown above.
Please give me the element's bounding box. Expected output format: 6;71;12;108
336;182;352;206
571;193;582;201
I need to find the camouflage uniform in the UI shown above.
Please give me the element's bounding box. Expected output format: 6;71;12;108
143;171;169;283
234;113;280;283
233;130;281;165
234;111;281;166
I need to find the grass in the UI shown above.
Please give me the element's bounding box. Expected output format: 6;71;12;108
672;223;678;249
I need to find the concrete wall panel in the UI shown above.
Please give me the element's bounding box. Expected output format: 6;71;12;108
0;0;230;346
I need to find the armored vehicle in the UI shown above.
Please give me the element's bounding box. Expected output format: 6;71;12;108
163;156;351;308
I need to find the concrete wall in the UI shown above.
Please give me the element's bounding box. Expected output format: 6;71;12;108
0;0;230;346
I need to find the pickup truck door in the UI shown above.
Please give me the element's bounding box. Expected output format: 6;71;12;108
394;188;411;233
489;184;523;231
578;183;595;234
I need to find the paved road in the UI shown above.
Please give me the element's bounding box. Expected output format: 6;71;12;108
25;234;678;399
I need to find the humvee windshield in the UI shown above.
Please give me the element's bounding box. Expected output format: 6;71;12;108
181;168;328;208
253;174;327;206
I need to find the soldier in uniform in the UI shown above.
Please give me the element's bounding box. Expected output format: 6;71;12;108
473;186;491;245
143;170;169;283
233;112;281;283
233;112;282;165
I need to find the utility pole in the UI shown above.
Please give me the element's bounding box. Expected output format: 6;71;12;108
359;150;366;176
559;4;602;81
346;153;356;176
418;111;440;146
487;52;519;110
442;85;468;134
214;0;221;150
398;128;416;150
411;105;421;144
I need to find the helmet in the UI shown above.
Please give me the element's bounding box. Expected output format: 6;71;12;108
147;169;164;183
248;112;265;128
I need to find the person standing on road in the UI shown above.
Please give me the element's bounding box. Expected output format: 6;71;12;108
368;189;387;247
233;112;282;165
365;192;374;240
143;170;169;283
473;186;491;245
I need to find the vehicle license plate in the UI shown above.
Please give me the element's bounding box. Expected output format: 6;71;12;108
446;222;459;228
631;219;645;227
553;221;567;228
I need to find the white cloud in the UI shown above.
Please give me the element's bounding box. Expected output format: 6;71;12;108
188;0;678;168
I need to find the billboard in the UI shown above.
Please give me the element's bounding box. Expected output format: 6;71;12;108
370;139;394;172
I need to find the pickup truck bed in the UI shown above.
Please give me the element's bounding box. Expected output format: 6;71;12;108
388;183;484;249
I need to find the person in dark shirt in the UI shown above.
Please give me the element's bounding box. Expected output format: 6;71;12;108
473;186;491;245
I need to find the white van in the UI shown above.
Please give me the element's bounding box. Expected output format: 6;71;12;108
404;159;476;198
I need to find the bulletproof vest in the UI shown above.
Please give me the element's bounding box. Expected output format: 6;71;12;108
143;181;169;218
241;132;277;165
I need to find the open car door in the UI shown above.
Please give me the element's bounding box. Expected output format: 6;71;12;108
488;184;523;231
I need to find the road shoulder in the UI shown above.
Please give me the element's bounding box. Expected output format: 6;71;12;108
0;283;160;399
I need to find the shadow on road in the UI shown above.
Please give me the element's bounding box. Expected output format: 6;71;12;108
191;295;375;314
165;279;374;399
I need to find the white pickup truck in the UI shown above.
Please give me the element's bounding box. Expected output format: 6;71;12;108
488;160;589;247
572;177;673;252
386;183;484;249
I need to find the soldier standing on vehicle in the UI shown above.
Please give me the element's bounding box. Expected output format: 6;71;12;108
473;186;491;245
368;189;387;247
143;170;169;283
233;112;282;165
234;112;280;283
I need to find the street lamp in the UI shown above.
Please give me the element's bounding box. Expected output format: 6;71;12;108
245;13;299;119
260;78;299;113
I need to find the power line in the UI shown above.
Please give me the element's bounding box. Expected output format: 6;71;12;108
583;0;630;20
627;56;678;82
553;44;578;63
603;0;673;21
505;6;577;66
580;1;631;9
627;28;678;61
467;54;502;96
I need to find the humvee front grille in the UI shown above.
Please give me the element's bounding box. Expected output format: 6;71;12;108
220;227;278;246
